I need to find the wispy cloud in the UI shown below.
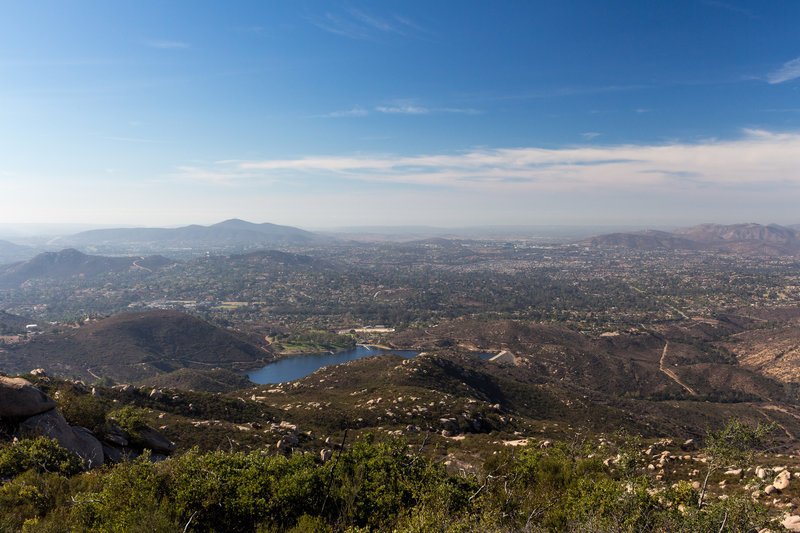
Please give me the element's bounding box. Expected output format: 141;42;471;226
173;130;800;194
316;107;370;118
320;101;481;118
144;40;190;49
436;107;482;115
376;104;429;115
581;132;601;140
309;8;429;41
767;56;800;84
173;165;261;184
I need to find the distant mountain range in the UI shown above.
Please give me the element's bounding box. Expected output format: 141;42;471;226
0;249;173;289
4;221;800;264
580;223;800;255
47;219;330;256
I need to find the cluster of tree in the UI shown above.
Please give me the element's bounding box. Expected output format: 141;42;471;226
271;330;356;353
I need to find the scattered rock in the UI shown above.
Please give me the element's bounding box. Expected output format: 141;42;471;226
279;421;297;431
320;449;332;462
783;515;800;532
765;485;777;495
29;368;47;377
775;470;792;491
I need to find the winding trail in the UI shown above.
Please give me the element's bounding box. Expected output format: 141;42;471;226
131;257;152;273
659;340;698;395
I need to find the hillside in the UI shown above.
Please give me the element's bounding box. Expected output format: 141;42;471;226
580;230;702;251
0;249;173;289
0;310;273;382
718;326;800;384
236;249;341;272
3;370;795;532
138;367;255;393
581;223;800;255
384;318;783;401
0;239;36;265
0;310;32;334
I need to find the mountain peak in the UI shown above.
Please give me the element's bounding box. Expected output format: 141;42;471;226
212;218;255;228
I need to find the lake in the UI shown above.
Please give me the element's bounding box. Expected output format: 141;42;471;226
247;345;496;384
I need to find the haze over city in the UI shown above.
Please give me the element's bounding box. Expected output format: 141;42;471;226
2;1;799;229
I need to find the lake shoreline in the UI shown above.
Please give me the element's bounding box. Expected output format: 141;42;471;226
247;345;421;384
247;346;496;385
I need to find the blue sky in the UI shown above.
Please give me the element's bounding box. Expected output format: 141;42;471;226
1;1;799;229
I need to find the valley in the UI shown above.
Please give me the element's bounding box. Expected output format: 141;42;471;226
4;221;800;530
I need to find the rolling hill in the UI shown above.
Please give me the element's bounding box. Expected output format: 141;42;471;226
0;239;36;265
385;318;783;401
0;249;172;289
581;223;800;255
0;310;274;382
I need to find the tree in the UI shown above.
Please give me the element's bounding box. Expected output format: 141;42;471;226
697;418;776;509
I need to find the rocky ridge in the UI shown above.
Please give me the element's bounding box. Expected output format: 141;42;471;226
0;372;174;470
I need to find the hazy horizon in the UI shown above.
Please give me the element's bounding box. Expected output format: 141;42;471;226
2;2;799;228
0;219;665;241
4;218;800;245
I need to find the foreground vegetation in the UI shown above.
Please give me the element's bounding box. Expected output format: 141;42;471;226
0;419;782;532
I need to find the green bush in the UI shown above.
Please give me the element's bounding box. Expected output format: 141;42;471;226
0;470;73;532
56;390;107;434
0;437;82;478
0;420;781;532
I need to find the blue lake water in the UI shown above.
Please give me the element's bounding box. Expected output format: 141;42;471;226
247;345;496;384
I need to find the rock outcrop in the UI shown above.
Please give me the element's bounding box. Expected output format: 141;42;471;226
138;427;175;454
19;409;104;469
0;376;57;417
2;374;175;469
